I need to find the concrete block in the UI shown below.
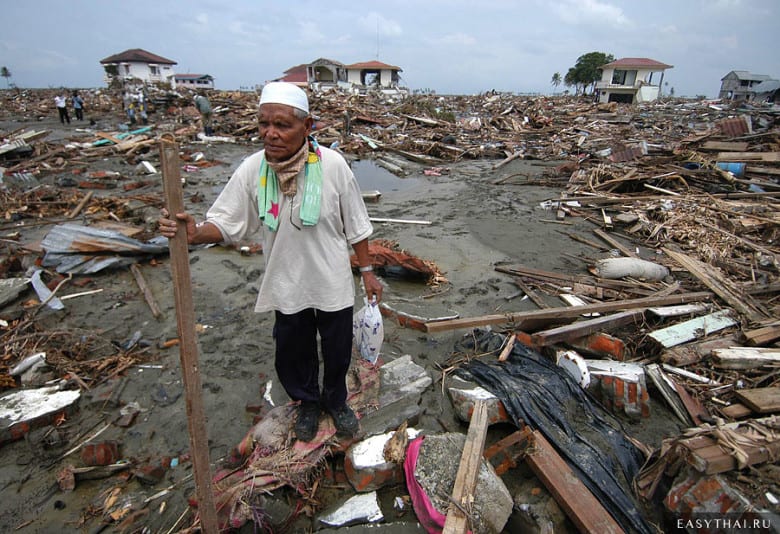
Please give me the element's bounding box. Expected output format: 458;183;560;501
412;433;513;534
345;428;420;492
0;385;81;444
586;360;650;418
446;375;510;425
378;355;432;408
663;471;779;532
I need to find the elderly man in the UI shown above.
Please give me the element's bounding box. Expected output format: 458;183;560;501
159;82;382;441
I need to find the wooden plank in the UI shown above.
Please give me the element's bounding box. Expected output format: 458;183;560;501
524;431;624;534
129;264;163;319
647;309;737;349
720;403;753;419
646;364;693;426
715;152;780;162
593;228;637;258
746;165;780;176
711;347;780;369
735;388;780;414
531;310;643;346
744;324;780;346
646;303;711;318
662;247;766;321
685;433;780;475
424;291;713;333
662;334;740;366
443;400;489;534
95;131;123;145
701;141;749;151
67;191;93;219
159;136;219;533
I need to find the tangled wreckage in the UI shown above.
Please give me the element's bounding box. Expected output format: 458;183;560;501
0;86;779;532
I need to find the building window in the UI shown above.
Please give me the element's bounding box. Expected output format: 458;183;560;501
611;70;627;85
150;65;159;76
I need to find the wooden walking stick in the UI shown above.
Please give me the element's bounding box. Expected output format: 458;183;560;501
159;134;219;533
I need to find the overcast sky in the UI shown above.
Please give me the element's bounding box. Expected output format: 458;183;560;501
1;0;777;98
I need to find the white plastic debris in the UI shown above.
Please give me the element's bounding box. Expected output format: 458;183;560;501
556;350;590;388
591;257;670;281
10;352;46;376
318;491;384;527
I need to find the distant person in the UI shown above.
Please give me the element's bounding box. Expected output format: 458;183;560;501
136;89;149;125
54;93;70;124
193;92;213;136
71;91;84;121
122;91;136;125
158;82;382;442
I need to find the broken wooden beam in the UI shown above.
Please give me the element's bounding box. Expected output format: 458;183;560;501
524;430;624;534
67;191;93;219
735;387;780;414
646;309;737;349
743;323;780;347
531;310;643;347
129;263;162;319
442;399;489;534
711;347;780;369
424;291;713;333
662;247;768;322
159;136;219;533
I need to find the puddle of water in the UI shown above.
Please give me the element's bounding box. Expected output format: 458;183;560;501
350;159;422;192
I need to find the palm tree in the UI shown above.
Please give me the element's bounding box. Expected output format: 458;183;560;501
1;67;11;88
550;72;562;95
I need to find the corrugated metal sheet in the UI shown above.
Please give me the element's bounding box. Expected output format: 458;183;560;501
716;116;752;137
40;223;168;274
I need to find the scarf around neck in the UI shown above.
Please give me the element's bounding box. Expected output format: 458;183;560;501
258;137;323;231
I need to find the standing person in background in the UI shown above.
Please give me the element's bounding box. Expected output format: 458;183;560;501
194;92;213;136
122;91;136;126
158;82;383;442
136;89;148;125
55;92;70;124
71;91;84;121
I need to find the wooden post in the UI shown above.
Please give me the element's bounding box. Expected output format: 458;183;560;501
159;135;219;533
129;264;162;319
443;399;489;534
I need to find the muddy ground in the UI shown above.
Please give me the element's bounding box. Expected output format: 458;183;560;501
0;113;683;533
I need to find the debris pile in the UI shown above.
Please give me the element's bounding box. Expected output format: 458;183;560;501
0;87;778;532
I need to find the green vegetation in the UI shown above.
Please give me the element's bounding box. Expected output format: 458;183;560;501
564;52;614;95
1;66;12;88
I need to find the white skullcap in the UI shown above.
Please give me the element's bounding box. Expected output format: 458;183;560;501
259;82;309;114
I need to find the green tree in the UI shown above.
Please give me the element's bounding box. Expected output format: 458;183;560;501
565;52;615;95
550;72;562;94
1;66;11;88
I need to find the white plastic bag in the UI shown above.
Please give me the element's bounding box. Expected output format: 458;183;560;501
353;296;384;364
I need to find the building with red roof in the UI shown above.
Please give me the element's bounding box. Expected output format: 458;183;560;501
100;48;177;86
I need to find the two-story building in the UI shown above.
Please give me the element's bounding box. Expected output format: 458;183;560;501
100;48;177;86
719;71;777;101
595;58;672;104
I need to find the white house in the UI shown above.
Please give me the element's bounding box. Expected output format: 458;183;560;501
595;58;672;104
345;61;403;88
100;48;177;86
172;74;215;90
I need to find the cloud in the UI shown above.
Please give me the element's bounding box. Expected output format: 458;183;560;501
434;33;477;46
357;11;402;37
552;0;632;28
182;12;210;33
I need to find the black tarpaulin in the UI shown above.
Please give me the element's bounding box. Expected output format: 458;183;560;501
456;329;653;534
